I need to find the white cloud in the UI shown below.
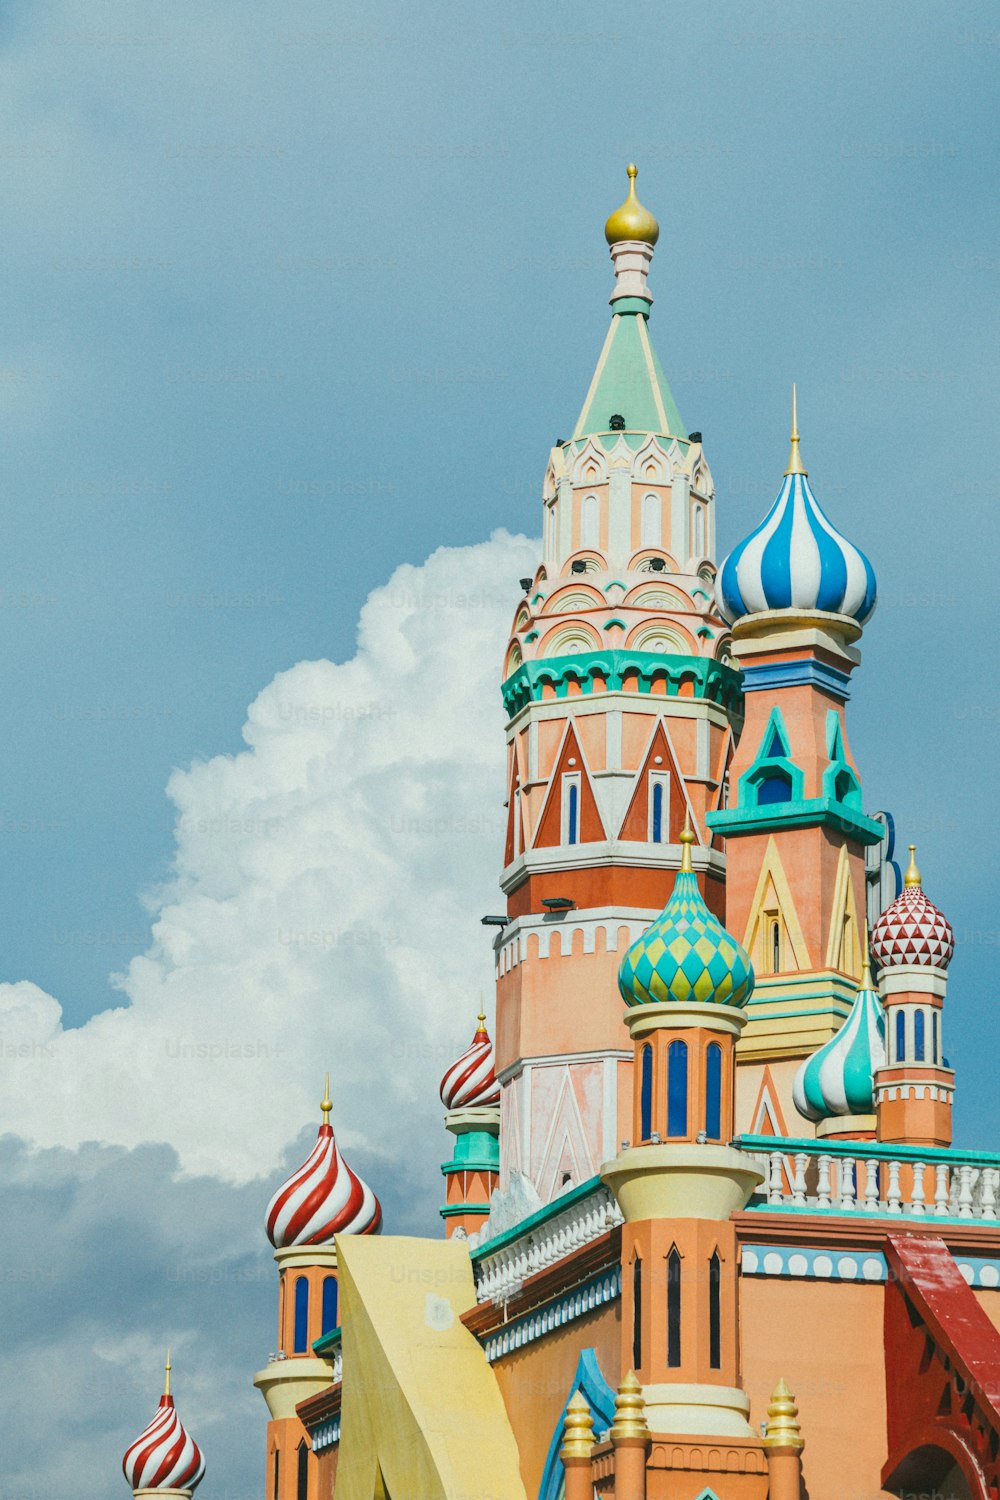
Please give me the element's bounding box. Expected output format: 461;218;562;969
0;530;537;1184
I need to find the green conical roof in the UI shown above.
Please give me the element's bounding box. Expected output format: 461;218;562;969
573;311;687;443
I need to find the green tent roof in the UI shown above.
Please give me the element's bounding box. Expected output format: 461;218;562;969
573;311;687;442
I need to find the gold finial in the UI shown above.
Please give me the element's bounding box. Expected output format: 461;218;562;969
784;384;807;476
604;162;660;247
904;843;921;888
679;809;695;873
861;921;874;987
321;1072;332;1122
164;1349;171;1398
611;1370;650;1444
764;1377;804;1450
560;1390;596;1461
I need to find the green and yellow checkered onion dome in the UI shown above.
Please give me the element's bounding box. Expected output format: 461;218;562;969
618;826;755;1008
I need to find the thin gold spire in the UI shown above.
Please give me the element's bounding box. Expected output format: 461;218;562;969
904;843;921;888
164;1349;171;1398
476;993;487;1034
679;808;695;873
321;1072;332;1123
861;921;873;987
784;384;807;476
764;1377;804;1450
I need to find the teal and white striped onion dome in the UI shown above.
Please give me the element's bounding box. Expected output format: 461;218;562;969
617;826;754;1009
792;970;886;1122
716;391;876;627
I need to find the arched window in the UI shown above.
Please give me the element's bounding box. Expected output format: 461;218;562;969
705;1043;722;1139
632;1256;642;1370
272;1449;280;1500
567;781;579;844
667;1040;688;1137
650;775;669;843
296;1441;309;1500
932;1010;939;1065
896;1009;906;1064
321;1276;338;1334
693;504;705;556
757;770;792;806
770;919;781;973
667;1248;682;1368
641;493;661;547
708;1251;721;1369
293;1276;309;1353
581;494;600;548
640;1044;653;1141
914;1009;925;1062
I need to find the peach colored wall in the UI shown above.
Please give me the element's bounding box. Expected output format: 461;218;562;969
491;1302;621;1498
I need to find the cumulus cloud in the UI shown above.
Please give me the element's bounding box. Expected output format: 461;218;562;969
0;530;537;1185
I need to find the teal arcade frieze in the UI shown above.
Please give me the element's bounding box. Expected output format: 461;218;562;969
501;649;743;718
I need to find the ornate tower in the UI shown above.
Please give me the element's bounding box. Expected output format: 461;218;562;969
600;825;769;1494
122;1355;205;1500
439;1009;501;1237
871;844;955;1148
254;1081;381;1500
709;394;884;1137
495;166;741;1208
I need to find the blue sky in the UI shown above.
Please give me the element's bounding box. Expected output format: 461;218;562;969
0;0;998;1494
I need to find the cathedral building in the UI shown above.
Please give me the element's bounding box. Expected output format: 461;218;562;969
123;167;1000;1500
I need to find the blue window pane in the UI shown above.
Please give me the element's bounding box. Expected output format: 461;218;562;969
652;781;663;843
757;771;792;806
914;1009;925;1062
896;1010;906;1063
667;1040;688;1137
321;1276;338;1334
293;1277;309;1353
705;1043;722;1139
640;1044;653;1140
932;1011;939;1066
567;783;578;845
766;729;784;758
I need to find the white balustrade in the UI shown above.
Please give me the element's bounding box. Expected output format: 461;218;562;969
473;1182;624;1305
934;1163;950;1216
816;1155;833;1209
911;1163;926;1215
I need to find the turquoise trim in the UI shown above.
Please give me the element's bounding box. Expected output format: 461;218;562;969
439;1201;491;1217
822;709;862;808
735;706;803;807
471;1175;602;1261
312;1326;341;1358
502;650;743;718
707;798;884;845
737;1134;1000;1167
603;617;626;630
537;1349;616;1500
442;1129;499;1172
746;1001;852;1019
610;296;650;316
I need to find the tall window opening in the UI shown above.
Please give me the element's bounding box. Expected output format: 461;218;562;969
770;918;781;973
640;1044;653;1140
641;493;661;547
667;1040;688;1137
693;504;706;556
321;1275;338;1334
914;1009;925;1062
667;1248;682;1367
562;774;580;846
932;1010;939;1065
293;1276;309;1353
273;1449;280;1500
708;1251;722;1369
896;1009;906;1064
296;1442;308;1500
581;494;600;548
649;773;670;843
705;1042;722;1139
632;1256;642;1370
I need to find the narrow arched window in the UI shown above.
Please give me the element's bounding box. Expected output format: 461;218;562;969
770;919;781;973
296;1441;309;1500
895;1009;906;1064
581;494;600;548
651;779;664;842
693;504;705;556
667;1248;682;1367
932;1010;939;1066
293;1276;309;1353
273;1449;280;1500
632;1256;642;1370
667;1040;688;1137
640;1044;653;1140
705;1042;722;1139
914;1009;925;1062
708;1251;721;1369
641;493;661;547
321;1275;338;1334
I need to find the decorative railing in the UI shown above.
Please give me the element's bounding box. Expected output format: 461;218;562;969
737;1135;1000;1222
472;1177;622;1305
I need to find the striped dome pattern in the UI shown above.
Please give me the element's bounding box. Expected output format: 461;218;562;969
618;843;754;1009
793;976;886;1122
266;1120;382;1247
440;1016;500;1109
122;1392;205;1493
871;882;954;971
716;471;877;626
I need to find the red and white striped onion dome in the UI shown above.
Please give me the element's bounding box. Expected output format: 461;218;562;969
265;1081;382;1248
871;844;954;971
122;1358;205;1494
439;1012;501;1110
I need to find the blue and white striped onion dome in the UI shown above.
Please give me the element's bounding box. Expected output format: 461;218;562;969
716;469;877;626
792;974;886;1122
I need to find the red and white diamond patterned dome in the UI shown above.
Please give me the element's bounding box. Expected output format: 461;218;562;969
871;845;954;971
122;1357;205;1494
439;1012;500;1110
265;1079;382;1248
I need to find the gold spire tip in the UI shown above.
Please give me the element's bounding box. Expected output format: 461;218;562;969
604;162;659;247
321;1072;332;1122
904;843;921;888
784;383;807;476
679;810;695;872
861;921;873;985
164;1349;171;1397
764;1376;803;1450
560;1390;596;1460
